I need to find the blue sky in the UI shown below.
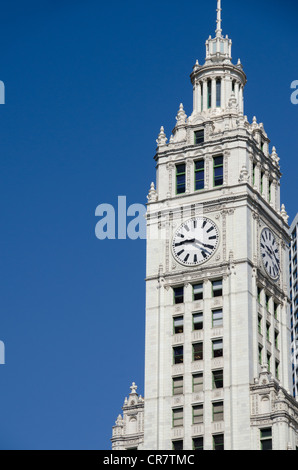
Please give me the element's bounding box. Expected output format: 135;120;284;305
0;0;297;450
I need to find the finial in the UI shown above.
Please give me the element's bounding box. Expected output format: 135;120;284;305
216;0;222;38
130;382;138;394
176;103;187;125
156;126;168;147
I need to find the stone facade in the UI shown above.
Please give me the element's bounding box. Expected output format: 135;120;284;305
111;1;298;451
111;383;144;450
143;0;298;450
288;213;298;400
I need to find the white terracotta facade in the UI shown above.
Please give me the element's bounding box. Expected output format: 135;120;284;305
111;1;298;450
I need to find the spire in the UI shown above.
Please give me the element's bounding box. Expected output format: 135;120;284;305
216;0;222;38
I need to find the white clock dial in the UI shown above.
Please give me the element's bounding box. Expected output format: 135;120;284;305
260;228;280;280
172;217;219;267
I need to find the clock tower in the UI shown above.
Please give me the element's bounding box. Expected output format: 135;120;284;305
143;0;298;451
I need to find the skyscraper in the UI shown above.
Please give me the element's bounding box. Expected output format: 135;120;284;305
289;214;298;400
112;1;298;450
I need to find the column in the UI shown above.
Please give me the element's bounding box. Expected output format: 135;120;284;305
221;76;225;111
239;86;243;114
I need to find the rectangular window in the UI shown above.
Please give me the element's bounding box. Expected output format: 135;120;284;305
212;369;223;389
172;408;183;427
267;353;271;372
176;164;186;194
257;286;262;304
193;437;204;451
193;373;203;393
173;346;183;365
258;315;262;335
213;401;224;422
261;171;264;194
260;428;272;451
212;339;223;358
275;331;279;349
207;80;212;109
193;405;204;424
212;309;223;328
213;434;224;451
173;316;184;334
173;287;184;304
216;79;221;107
195;160;205;191
194;130;204;145
213;156;224;187
253;163;256;186
275;361;279;380
193;283;203;300
193;342;203;361
259;346;263;365
274;302;278;319
266;323;270;342
269;180;272;202
193;312;203;331
265;294;270;311
212;279;223;297
173;376;183;396
172;440;183;450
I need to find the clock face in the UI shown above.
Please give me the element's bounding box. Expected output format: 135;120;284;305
172;217;219;267
260;228;280;280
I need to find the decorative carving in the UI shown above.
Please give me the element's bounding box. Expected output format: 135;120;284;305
147;182;158;203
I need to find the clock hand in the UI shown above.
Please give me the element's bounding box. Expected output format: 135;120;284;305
175;238;195;247
194;239;215;250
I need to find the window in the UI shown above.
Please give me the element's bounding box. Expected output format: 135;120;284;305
207;79;212;109
269;180;272;202
176;164;186;194
252;163;256;186
212;279;223;297
173;316;184;334
212;369;223;389
173;287;184;304
266;323;270;342
193;437;204;451
213;401;224;422
213;156;224;187
212;339;223;358
265;294;270;311
259;346;263;365
173;346;183;364
193;405;204;424
275;361;279;380
275;331;279;349
212;309;223;328
193;312;203;331
194;130;204;145
216;79;221;107
193;283;203;300
195;160;205;191
274;302;278;319
193;373;203;393
267;353;271;372
260;428;272;451
193;342;203;361
172;408;183;427
213;434;224;451
261;171;264;194
258;315;262;335
257;286;262;304
172;440;183;450
173;376;183;396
